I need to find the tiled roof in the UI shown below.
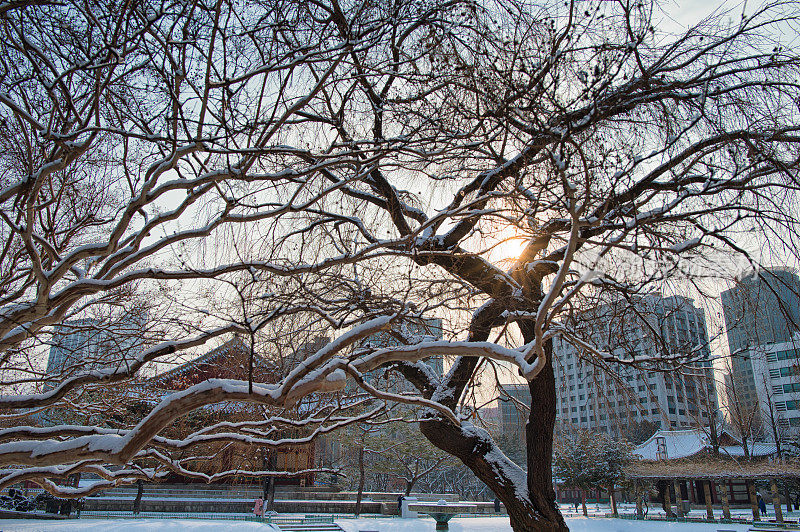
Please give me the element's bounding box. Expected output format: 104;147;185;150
634;427;777;460
147;337;277;389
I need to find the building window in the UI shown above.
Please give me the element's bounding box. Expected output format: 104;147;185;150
780;366;800;377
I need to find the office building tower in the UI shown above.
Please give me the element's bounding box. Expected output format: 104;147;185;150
721;267;800;413
747;336;800;437
46;312;148;385
551;293;717;438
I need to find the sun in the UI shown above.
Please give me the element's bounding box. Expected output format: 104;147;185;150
494;235;530;266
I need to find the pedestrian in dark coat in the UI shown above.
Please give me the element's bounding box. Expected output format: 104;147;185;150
758;492;768;516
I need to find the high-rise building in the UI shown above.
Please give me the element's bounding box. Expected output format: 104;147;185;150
747;336;800;438
551;293;717;438
496;382;530;464
721;267;800;414
46;318;101;377
46;312;149;386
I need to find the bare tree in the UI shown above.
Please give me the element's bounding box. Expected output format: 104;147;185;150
721;357;762;458
1;1;800;531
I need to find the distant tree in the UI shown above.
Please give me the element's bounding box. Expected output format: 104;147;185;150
371;422;460;496
622;420;658;445
554;430;633;517
721;357;763;458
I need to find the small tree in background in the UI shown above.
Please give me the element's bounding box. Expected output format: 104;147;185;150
371;423;459;496
622;420;659;446
554;429;633;517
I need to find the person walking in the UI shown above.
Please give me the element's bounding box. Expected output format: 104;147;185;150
757;492;768;517
253;496;264;518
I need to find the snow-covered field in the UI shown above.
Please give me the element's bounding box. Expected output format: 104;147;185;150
0;519;280;531
337;516;755;532
0;516;756;532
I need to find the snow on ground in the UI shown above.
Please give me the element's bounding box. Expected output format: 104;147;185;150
336;516;754;532
0;517;754;532
560;501;800;521
563;518;751;532
0;519;280;531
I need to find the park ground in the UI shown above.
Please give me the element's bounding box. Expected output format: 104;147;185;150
0;517;759;531
0;501;791;531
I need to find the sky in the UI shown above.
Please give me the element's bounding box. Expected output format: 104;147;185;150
669;0;730;26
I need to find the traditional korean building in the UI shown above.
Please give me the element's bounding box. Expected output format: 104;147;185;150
145;337;317;485
630;427;779;507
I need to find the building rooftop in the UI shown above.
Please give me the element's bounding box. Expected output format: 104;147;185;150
633;427;777;461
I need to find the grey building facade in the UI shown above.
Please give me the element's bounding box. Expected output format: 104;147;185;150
551;293;717;438
721;267;800;413
495;293;717;457
46;312;148;388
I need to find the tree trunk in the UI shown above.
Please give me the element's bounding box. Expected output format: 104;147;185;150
581;489;588;517
419;331;567;531
659;480;673;518
673;480;683;518
133;479;143;515
264;453;277;512
355;445;365;517
266;476;276;513
720;482;731;521
634;482;643;519
609;484;618;517
747;480;760;521
420;413;567;531
708;416;720;457
521;330;567;530
772;479;784;523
